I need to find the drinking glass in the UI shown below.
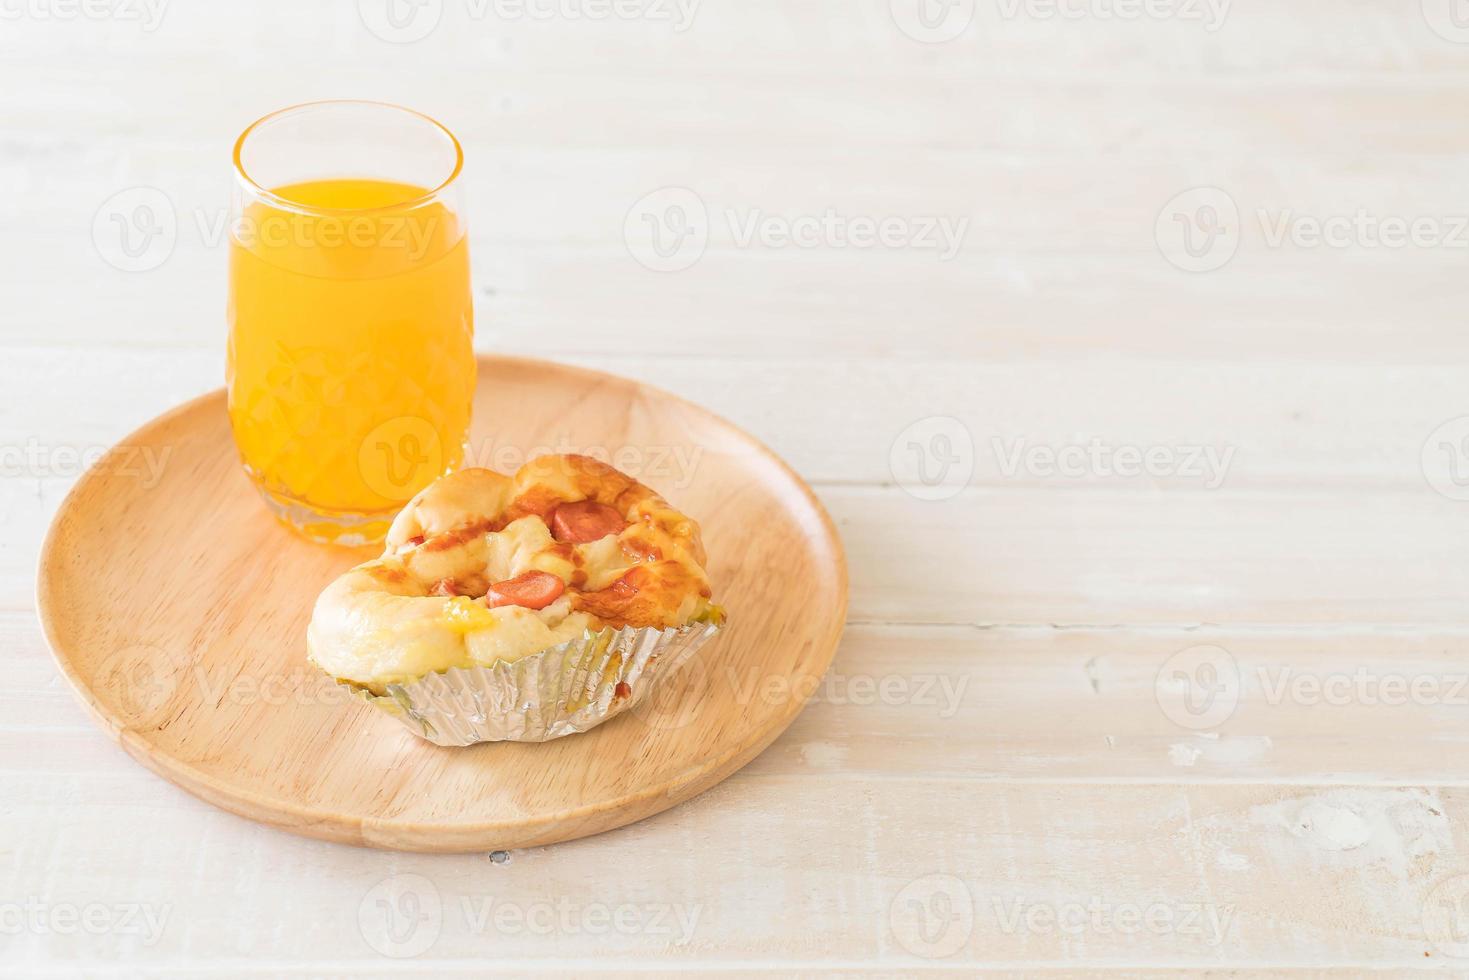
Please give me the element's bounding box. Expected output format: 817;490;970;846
226;100;475;545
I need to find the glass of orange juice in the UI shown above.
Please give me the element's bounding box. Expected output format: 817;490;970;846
227;101;475;545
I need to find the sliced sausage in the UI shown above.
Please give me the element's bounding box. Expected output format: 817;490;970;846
550;500;628;544
485;570;566;610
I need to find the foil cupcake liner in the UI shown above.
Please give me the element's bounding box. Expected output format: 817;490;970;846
346;621;721;746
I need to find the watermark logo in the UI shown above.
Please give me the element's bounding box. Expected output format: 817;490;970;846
1424;873;1469;956
1155;186;1239;272
93;187;176;273
96;643;192;726
890;873;974;958
1155;644;1240;730
890;0;976;43
624;187;709;272
1422;416;1469;502
359;874;443;958
630;645;715;733
890;416;975;501
1422;0;1469;43
360;416;446;503
358;0;444;42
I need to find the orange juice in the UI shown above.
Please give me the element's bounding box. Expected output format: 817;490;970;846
226;178;475;544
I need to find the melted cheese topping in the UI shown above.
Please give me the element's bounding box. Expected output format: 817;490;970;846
307;575;598;691
307;454;719;691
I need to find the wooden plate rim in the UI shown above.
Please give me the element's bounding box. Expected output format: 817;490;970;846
35;354;848;847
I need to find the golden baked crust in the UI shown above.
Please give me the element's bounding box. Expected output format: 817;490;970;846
307;454;717;690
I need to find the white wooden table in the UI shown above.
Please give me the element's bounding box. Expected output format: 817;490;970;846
6;1;1469;973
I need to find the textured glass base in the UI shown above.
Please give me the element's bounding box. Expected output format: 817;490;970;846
239;435;468;547
251;482;399;547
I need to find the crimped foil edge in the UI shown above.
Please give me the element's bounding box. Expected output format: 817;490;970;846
341;621;720;746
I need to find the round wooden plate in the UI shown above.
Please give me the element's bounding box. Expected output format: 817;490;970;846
36;355;846;852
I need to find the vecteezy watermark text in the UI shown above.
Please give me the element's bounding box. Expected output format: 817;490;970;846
1257;667;1469;708
464;437;703;490
997;0;1229;31
890;418;1238;500
724;667;969;719
357;0;700;44
0;0;168;30
1258;209;1469;251
725;209;967;260
0;440;171;487
0;900;170;946
357;874;701;959
991;896;1235;946
890;0;1228;44
993;436;1235;488
1157;185;1469;272
888;873;1235;960
459;895;701;942
92;186;450;273
632;662;972;734
1156;642;1469;731
625;187;969;272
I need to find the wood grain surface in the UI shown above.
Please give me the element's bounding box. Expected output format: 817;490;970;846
34;356;847;851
